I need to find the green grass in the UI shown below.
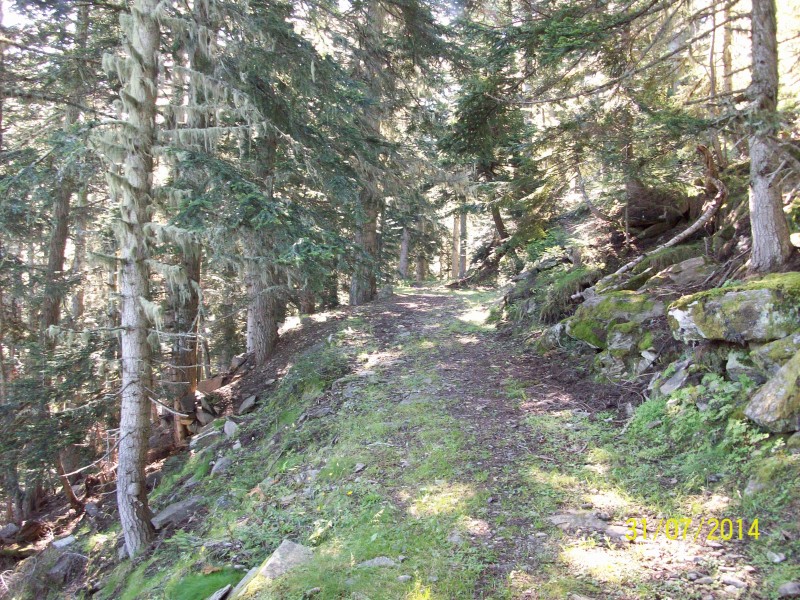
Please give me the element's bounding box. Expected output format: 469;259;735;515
90;286;799;600
164;569;242;600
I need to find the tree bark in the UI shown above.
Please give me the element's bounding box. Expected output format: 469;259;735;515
168;249;200;446
450;215;459;279
350;191;379;305
245;236;284;366
70;187;88;320
349;0;384;306
57;451;83;512
459;211;468;277
111;0;160;557
299;287;316;315
398;226;411;279
490;206;508;241
748;0;792;272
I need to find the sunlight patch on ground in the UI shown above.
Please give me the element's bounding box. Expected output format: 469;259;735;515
456;335;479;345
408;482;475;517
460;516;492;537
456;307;490;324
361;350;401;368
584;490;631;511
526;465;581;490
700;493;731;513
561;543;643;583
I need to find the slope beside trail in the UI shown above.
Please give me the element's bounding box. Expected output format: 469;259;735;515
233;286;763;599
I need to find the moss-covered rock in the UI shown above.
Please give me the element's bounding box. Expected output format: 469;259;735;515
726;350;766;384
640;256;716;291
750;331;800;377
565;291;665;349
744;350;800;433
668;273;800;343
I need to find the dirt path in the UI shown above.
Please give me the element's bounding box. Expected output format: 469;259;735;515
353;287;764;599
85;285;774;600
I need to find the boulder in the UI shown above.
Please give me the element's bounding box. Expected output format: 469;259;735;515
230;353;249;370
229;539;313;598
198;375;225;394
751;331;800;377
532;323;567;353
223;420;239;438
206;584;232;600
52;535;76;549
565;291;664;349
151;496;202;530
190;427;221;451
46;552;87;584
196;409;216;426
744;350;800;433
726;351;766;384
669;274;800;344
357;556;397;568
640;256;716;291
0;522;19;539
211;457;233;477
648;358;692;398
237;395;257;415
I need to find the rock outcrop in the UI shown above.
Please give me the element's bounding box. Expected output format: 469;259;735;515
229;539;313;598
668;274;800;344
565;291;665;349
744;350;800;433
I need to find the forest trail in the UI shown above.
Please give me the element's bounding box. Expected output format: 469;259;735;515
244;286;763;599
98;286;773;600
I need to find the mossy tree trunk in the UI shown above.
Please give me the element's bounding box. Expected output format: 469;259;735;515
748;0;792;273
109;0;160;557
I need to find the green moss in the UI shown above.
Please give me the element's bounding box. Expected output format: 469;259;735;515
567;317;606;348
638;331;654;351
611;321;639;335
165;569;243;600
671;272;800;312
631;242;703;275
538;266;601;323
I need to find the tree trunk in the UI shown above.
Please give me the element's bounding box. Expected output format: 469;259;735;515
350;0;384;306
450;215;459;279
490;206;508;241
708;6;725;168
459;211;468;277
111;0;160;557
70;187;88;320
350;191;379;305
722;4;733;97
245;236;283;366
415;254;427;282
299;286;315;315
748;0;792;273
57;452;83;512
398;226;411;279
216;266;238;372
168;249;200;447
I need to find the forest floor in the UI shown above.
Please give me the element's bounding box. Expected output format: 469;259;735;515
80;286;795;600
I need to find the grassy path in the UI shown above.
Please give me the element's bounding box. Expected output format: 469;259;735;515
101;286;794;600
